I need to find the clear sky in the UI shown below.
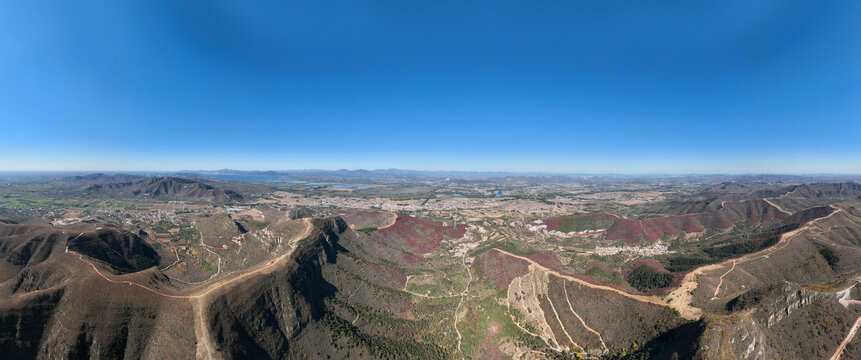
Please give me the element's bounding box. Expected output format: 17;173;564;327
1;1;859;173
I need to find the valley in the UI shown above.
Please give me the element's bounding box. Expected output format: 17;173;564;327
1;172;861;359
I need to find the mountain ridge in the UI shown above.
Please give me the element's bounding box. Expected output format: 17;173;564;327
86;176;243;203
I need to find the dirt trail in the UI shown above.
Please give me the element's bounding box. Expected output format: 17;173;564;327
493;249;674;315
546;284;579;351
763;198;792;216
377;211;399;230
708;206;843;299
498;206;841;321
402;275;461;299
454;254;473;359
563;281;606;351
831;316;861;360
713;261;737;298
832;289;861;360
70;219;315;360
72;252;192;300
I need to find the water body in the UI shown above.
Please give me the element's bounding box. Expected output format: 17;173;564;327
202;174;370;190
493;190;502;197
453;193;466;198
306;183;371;190
332;184;372;190
203;174;306;184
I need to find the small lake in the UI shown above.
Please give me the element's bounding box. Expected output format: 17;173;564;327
203;174;307;184
306;183;371;190
202;174;370;190
453;193;466;198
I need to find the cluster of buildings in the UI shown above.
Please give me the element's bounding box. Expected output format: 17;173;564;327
274;192;497;212
593;242;670;257
451;241;479;257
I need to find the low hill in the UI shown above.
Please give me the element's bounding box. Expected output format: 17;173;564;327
87;176;243;203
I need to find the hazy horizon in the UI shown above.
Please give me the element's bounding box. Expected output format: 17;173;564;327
2;169;860;178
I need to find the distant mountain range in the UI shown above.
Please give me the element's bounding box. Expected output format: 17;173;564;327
177;169;861;184
62;173;144;183
86;176;243;203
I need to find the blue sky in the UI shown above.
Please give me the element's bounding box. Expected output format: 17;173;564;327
1;1;859;173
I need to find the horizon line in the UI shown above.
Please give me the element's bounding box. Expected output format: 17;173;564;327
1;169;861;177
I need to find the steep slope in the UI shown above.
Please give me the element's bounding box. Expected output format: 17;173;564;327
67;228;160;274
0;217;453;359
693;283;861;360
204;217;451;359
204;218;346;358
0;222;191;359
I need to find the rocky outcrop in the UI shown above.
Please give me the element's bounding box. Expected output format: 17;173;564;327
693;282;838;360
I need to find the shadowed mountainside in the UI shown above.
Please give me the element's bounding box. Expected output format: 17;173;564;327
67;229;160;274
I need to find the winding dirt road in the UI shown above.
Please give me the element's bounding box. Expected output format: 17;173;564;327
493;249;675;315
830;287;861;360
454;253;473;360
763;198;793;216
563;280;606;351
499;205;842;321
831;291;861;360
709;206;843;299
69;218;314;360
831;316;861;360
713;261;737;298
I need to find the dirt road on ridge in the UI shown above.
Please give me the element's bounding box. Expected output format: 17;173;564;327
497;205;841;321
70;218;315;360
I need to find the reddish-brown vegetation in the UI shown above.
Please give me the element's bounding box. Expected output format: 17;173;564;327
542;212;618;231
350;214;468;267
476;249;530;290
363;261;407;289
478;322;505;360
585;262;614;274
526;253;562;269
556;276;683;349
339;209;394;229
373;215;466;254
629;260;667;273
545;200;793;245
